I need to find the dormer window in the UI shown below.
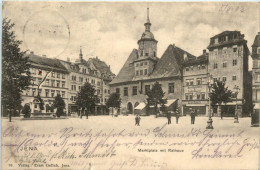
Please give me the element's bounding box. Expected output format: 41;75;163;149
184;53;187;60
257;47;260;54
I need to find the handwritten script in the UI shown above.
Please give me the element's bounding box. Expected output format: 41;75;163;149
2;123;259;169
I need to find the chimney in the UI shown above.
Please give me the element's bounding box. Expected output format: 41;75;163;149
109;65;110;69
30;51;34;54
172;44;175;48
203;49;207;55
67;58;70;62
258;32;260;35
42;54;46;57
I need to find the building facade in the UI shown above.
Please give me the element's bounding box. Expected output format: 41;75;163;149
109;8;195;115
182;50;209;116
59;49;114;116
22;52;70;116
207;31;251;117
252;32;260;109
21;49;114;116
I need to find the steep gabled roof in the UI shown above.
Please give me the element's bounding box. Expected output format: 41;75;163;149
27;54;68;73
252;32;260;47
183;53;208;66
110;44;196;85
87;57;115;80
210;31;240;39
58;60;80;73
150;44;195;79
110;49;138;84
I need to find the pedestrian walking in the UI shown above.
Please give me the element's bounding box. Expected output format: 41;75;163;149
175;108;180;124
167;111;171;124
137;115;141;126
135;115;138;126
190;109;197;124
135;114;141;126
190;109;194;124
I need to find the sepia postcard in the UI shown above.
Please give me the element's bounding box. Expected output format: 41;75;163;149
1;1;260;170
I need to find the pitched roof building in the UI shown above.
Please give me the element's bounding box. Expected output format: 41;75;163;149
22;52;70;116
21;49;115;117
59;48;114;116
207;30;251;117
182;50;209;116
110;8;196;115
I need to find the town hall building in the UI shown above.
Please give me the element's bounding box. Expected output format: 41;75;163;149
109;8;195;115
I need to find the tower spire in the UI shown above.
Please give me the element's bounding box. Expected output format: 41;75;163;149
144;7;151;32
147;7;150;23
79;46;83;62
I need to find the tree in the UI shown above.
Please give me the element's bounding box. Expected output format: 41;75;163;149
53;94;65;118
146;81;167;116
22;104;31;118
209;80;232;117
106;93;121;108
76;82;97;119
106;93;121;115
2;18;32;122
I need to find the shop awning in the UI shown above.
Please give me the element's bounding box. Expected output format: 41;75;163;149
165;99;178;107
135;102;146;110
186;104;206;107
222;102;237;106
149;99;178;108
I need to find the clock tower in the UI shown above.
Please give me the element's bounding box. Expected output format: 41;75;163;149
137;8;158;59
134;8;158;78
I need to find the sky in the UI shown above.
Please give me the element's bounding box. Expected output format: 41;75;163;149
2;2;260;74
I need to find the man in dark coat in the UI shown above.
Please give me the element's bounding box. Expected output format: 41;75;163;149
135;115;138;126
137;115;141;126
167;112;171;124
175;108;180;124
190;109;197;124
135;115;141;126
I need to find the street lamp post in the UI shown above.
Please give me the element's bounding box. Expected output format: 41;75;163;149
233;85;240;123
206;75;214;129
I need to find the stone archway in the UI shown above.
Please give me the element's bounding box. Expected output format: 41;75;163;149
127;102;133;114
